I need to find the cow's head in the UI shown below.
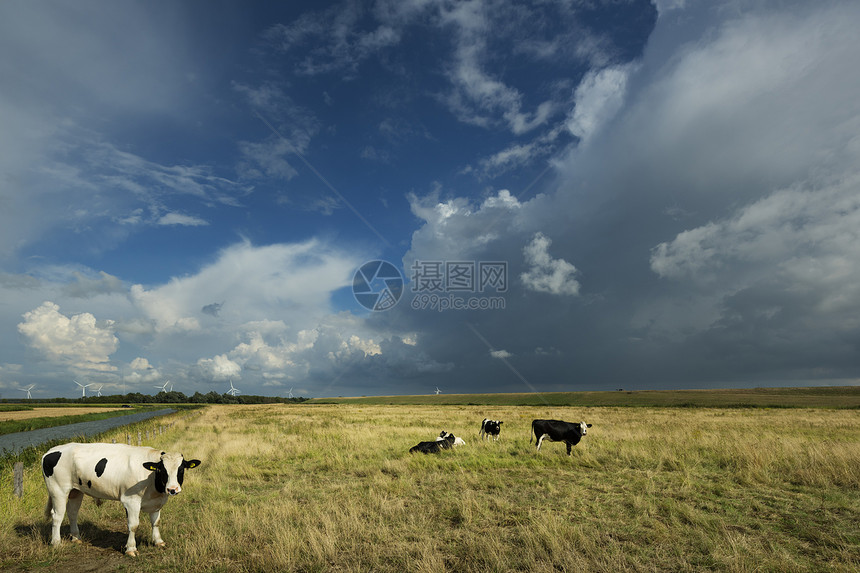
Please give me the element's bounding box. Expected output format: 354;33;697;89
143;452;202;496
438;431;465;446
579;422;592;436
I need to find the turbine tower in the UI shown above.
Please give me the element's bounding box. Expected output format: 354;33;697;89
19;384;35;399
74;380;93;398
288;387;294;398
435;387;442;395
96;385;104;397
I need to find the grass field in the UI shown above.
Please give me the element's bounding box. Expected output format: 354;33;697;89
0;407;127;423
1;403;858;572
308;385;860;408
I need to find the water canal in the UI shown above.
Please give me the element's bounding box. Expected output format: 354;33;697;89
0;409;176;455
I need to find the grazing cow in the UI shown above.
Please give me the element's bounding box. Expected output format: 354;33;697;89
479;419;503;441
530;419;592;456
436;431;466;446
410;432;456;454
41;443;201;556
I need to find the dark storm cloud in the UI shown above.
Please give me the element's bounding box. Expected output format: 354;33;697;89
355;0;860;395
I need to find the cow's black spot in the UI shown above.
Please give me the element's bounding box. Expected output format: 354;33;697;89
42;451;62;477
150;461;168;493
87;480;91;489
94;458;108;477
78;478;82;486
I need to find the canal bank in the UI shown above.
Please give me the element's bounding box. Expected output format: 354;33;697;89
0;409;176;455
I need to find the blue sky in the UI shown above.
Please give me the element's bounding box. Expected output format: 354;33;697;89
2;0;860;400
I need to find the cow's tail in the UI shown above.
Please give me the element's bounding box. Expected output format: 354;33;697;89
44;497;53;520
528;420;534;444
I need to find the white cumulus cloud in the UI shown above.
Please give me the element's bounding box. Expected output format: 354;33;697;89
521;233;580;296
17;302;118;372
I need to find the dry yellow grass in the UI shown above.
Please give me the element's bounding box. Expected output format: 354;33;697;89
0;407;126;422
1;404;858;572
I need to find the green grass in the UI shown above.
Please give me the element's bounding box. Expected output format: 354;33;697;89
0;406;33;413
1;404;858;572
308;385;860;408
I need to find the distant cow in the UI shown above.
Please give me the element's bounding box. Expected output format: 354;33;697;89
436;431;466;446
480;419;503;441
530;419;592;456
41;443;201;556
410;432;456;454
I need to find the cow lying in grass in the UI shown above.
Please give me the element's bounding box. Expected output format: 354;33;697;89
436;431;466;446
410;432;458;454
42;442;201;556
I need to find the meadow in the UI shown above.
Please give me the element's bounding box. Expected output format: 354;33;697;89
1;403;858;572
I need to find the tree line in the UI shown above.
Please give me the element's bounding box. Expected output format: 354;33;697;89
1;391;308;405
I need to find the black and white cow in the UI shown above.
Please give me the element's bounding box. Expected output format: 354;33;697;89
530;419;592;456
410;432;456;454
479;419;503;441
41;442;201;556
436;431;466;446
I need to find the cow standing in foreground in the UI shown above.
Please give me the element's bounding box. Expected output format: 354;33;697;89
41;443;201;556
530;419;592;455
479;419;503;441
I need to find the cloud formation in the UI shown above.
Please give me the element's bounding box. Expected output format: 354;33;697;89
18;302;118;373
521;233;580;296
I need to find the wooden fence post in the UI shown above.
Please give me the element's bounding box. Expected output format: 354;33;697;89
127;433;131;445
112;438;116;444
13;462;24;498
137;431;142;446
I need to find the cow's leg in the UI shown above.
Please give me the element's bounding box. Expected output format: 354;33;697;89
44;484;68;546
122;498;142;556
149;509;165;547
566;441;573;456
66;490;84;542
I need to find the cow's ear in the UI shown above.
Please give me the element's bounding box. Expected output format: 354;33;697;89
184;459;202;469
499;421;503;424
142;461;160;472
587;424;593;427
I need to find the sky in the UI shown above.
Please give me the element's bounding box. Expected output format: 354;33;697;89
1;0;860;400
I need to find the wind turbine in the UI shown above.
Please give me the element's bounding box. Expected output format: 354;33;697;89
155;380;170;393
96;385;104;397
19;384;35;399
227;380;240;396
435;387;442;395
74;379;93;398
287;387;294;398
